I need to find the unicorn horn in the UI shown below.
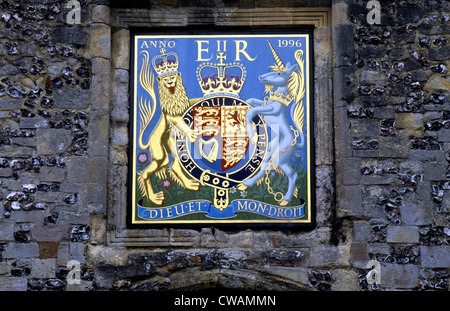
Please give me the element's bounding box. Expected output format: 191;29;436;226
267;40;284;68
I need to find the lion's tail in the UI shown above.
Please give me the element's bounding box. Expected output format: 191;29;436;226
138;51;157;151
138;97;154;150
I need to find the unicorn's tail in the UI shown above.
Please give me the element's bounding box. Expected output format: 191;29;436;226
296;131;305;148
288;103;306;148
288;49;306;148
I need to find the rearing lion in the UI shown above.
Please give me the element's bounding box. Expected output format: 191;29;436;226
138;51;200;205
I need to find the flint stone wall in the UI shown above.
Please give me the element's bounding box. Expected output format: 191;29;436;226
0;0;448;291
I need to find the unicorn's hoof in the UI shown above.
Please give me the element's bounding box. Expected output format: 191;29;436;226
279;199;289;206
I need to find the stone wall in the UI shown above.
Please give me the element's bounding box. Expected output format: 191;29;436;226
341;0;450;290
0;0;448;291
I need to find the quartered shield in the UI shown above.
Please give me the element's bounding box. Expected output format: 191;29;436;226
193;104;250;172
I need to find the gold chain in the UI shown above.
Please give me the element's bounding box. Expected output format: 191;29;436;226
259;97;299;203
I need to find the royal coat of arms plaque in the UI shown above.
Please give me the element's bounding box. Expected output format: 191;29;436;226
129;32;314;227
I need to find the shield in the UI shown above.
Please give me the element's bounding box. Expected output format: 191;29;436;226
193;103;250;173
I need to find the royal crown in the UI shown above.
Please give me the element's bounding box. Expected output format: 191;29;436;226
196;53;247;98
152;48;179;77
268;90;293;107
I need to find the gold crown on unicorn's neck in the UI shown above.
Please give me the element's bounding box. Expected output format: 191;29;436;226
196;53;247;98
267;90;294;107
152;48;179;77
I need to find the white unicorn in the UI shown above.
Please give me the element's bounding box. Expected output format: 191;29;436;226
238;40;306;206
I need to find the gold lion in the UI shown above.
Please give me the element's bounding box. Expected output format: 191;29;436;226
137;51;200;205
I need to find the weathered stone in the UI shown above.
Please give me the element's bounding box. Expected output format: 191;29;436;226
0;99;21;111
423;161;446;181
0;167;13;177
87;245;129;266
390;48;409;61
0;64;19;76
39;167;66;183
352;139;378;150
410;149;445;163
410;71;428;82
0;277;27;291
359;95;388;107
0;222;14;241
36;129;72;155
421;246;450;268
381;264;419;289
91;60;111;111
258;265;309;287
356;46;387;58
336;157;360;186
23;0;58;3
38;241;60;259
332;269;359;291
51;26;88;45
309;245;350;267
396;113;423;137
401;201;433;226
78;183;106;214
359;70;386;86
332;24;354;67
353;221;371;242
67;157;107;184
92;5;111;24
350;119;378;139
0;145;34;157
11;137;37;148
333;66;355;103
428;46;450;61
378;137;411;159
88;110;110;157
54;88;90;109
112;29;130;70
386;226;419;244
3;242;40;259
438;128;450;143
349;242;369;263
90;24;111;59
90;215;107;245
31;258;56;278
19;118;49;129
396;7;424;25
424;75;450;93
111;69;130;124
32;221;70;242
337;186;362;217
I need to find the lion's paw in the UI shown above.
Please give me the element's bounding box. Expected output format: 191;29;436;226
186;180;200;191
149;191;165;205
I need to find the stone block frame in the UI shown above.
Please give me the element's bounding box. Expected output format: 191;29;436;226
106;7;333;246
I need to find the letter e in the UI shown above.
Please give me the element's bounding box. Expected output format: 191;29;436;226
196;40;213;61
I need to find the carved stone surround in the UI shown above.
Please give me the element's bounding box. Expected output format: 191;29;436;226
107;7;332;246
